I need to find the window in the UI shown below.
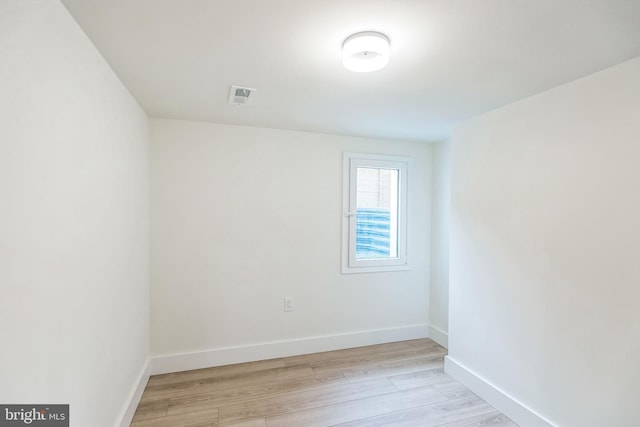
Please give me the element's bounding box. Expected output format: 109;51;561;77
342;153;410;273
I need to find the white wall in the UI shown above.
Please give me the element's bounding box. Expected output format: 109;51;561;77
0;1;149;426
150;118;432;363
449;57;640;427
429;141;451;346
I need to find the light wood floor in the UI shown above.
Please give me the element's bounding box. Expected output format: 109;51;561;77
131;339;518;427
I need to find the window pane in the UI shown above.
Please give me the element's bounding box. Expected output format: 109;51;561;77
355;167;399;259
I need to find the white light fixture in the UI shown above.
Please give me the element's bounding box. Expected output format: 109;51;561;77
342;31;390;73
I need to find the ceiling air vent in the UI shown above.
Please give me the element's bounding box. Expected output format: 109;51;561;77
228;85;256;106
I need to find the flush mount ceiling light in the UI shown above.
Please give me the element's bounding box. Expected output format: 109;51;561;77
342;31;390;73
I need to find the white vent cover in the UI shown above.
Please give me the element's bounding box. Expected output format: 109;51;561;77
228;85;256;105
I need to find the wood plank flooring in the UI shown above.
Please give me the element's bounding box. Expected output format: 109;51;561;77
131;339;518;427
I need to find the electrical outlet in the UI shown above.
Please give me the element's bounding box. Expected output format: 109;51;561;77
284;297;294;312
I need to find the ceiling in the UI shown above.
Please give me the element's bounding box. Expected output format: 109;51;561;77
61;0;640;142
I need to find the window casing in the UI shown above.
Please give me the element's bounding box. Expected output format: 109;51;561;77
342;153;410;273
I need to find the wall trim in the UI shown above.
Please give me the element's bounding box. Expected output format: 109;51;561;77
116;358;151;427
444;357;557;427
151;324;429;375
427;324;448;348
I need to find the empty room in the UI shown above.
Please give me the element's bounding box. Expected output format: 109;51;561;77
1;1;639;426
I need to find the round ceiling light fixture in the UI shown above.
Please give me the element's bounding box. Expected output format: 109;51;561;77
342;31;390;73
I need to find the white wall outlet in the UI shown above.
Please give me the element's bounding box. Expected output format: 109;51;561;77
284;297;294;312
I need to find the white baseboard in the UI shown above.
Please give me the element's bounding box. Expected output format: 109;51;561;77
150;324;429;375
444;357;556;427
116;358;151;427
428;325;448;348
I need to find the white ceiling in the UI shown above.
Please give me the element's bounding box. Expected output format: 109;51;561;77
61;0;640;142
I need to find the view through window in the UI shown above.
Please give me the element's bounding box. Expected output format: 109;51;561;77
355;167;399;259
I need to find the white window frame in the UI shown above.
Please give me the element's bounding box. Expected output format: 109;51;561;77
342;152;410;274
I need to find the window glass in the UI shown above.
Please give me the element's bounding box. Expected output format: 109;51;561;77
355;167;399;259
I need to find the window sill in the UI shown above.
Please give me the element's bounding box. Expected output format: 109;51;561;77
341;264;411;274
